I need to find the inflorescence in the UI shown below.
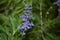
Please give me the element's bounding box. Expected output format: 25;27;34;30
17;4;34;31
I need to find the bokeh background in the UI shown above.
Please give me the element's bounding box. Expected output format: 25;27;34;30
0;0;60;40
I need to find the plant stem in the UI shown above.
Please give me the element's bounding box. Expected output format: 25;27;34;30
40;0;45;40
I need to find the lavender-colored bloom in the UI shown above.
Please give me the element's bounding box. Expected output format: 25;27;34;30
17;4;34;31
25;4;29;7
17;25;27;30
18;21;34;31
21;25;28;30
24;4;29;9
18;24;30;31
20;14;32;19
20;15;26;18
25;14;32;18
26;21;34;26
53;0;60;6
20;15;28;21
28;7;32;10
30;22;34;26
17;4;34;38
22;21;29;24
24;4;32;10
22;21;33;26
22;18;28;22
18;25;27;30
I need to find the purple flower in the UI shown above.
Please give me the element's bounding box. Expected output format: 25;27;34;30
53;0;60;6
17;4;34;31
24;4;29;9
20;13;32;19
25;13;32;18
22;21;34;26
30;22;34;26
25;4;29;7
28;7;32;10
22;18;28;22
18;24;30;31
17;25;27;30
18;21;34;31
24;4;32;10
20;15;26;18
20;15;28;21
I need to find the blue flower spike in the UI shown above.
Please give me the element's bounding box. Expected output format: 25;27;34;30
17;4;34;32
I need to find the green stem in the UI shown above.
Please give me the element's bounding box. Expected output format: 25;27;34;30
40;0;45;40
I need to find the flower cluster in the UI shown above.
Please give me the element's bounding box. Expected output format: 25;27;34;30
17;4;34;31
53;0;60;6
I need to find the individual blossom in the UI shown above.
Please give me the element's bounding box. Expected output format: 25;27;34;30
20;15;28;21
20;13;32;21
22;21;34;27
24;4;32;10
25;13;32;18
24;4;32;13
17;21;34;31
17;24;29;31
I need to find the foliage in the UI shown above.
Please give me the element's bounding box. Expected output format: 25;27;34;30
0;0;60;40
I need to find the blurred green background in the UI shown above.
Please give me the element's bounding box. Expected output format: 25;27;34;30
0;0;60;40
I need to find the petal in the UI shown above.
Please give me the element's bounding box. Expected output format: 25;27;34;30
22;18;28;21
25;14;32;18
30;22;34;26
25;4;29;7
20;15;26;18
